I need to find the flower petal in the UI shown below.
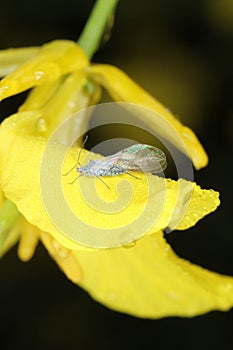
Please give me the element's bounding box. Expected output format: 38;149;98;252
19;70;91;141
0;47;39;77
16;212;82;282
17;218;39;261
0;40;89;101
76;232;233;318
0;223;21;258
0;113;219;250
40;231;82;283
87;64;208;170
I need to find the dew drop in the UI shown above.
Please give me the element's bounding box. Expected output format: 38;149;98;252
108;292;116;301
217;282;233;294
34;70;44;80
164;245;170;252
167;290;180;301
37;118;48;133
122;240;137;249
52;239;70;258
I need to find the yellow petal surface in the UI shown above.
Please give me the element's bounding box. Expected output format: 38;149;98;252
0;196;82;281
17;217;39;261
40;231;82;284
0;113;219;250
76;232;233;318
19;70;91;140
0;40;89;101
87;64;208;170
16;218;82;283
0;47;39;77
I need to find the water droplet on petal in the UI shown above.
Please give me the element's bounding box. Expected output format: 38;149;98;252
37;118;48;133
34;70;45;80
52;239;70;258
167;290;180;301
108;292;116;301
122;240;137;248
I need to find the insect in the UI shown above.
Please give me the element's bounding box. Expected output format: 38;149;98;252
64;141;167;189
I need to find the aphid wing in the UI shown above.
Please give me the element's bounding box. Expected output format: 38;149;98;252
104;144;167;173
125;157;167;172
104;150;130;166
104;145;146;165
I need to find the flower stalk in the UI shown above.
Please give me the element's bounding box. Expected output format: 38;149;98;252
0;199;19;249
78;0;119;59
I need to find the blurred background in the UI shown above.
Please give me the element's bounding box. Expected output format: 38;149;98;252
0;0;232;349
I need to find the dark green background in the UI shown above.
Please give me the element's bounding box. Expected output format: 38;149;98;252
0;1;232;349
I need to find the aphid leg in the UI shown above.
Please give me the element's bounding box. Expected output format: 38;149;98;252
95;176;110;190
62;162;81;176
69;174;83;185
63;135;88;176
125;171;141;180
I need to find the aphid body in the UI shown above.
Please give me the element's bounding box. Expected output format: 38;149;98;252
77;143;167;177
78;160;126;176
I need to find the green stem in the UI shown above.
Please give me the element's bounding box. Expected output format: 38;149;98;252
78;0;119;59
0;199;20;248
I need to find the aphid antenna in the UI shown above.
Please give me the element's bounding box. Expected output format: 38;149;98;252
63;135;88;176
77;135;88;164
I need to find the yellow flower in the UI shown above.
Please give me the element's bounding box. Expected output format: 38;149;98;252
0;39;232;318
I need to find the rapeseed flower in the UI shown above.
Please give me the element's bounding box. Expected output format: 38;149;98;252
0;9;232;318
